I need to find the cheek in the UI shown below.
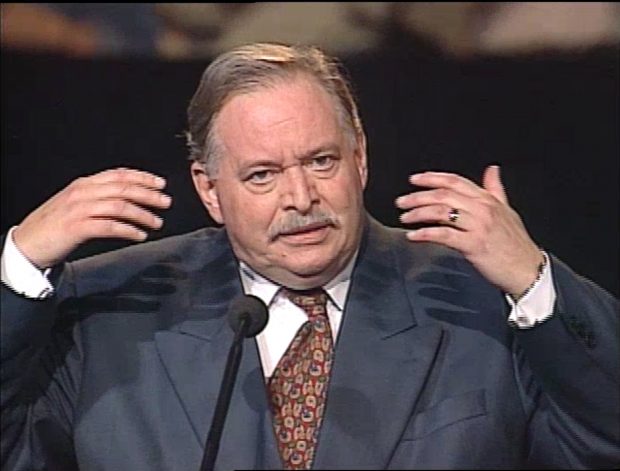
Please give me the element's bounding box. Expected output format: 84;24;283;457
319;177;364;212
220;191;277;235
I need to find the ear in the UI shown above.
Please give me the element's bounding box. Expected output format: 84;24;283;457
191;161;224;224
355;132;368;190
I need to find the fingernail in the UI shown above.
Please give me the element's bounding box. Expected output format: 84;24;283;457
410;174;422;182
160;194;172;205
395;196;405;207
155;176;166;187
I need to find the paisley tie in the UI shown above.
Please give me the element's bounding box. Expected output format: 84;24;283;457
268;288;334;469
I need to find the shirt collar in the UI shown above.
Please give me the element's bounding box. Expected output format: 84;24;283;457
238;251;358;311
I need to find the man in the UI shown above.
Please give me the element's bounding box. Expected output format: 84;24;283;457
1;43;618;470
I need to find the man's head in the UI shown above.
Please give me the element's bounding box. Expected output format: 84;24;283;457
187;43;368;289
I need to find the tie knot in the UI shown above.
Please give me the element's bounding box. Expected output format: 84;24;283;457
282;287;328;321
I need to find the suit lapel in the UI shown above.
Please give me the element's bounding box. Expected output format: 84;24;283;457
314;218;445;469
154;230;280;470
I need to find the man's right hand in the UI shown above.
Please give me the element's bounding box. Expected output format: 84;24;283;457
12;167;172;269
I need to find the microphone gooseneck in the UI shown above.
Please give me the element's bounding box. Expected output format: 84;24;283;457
199;294;269;471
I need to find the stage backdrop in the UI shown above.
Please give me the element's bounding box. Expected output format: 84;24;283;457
2;47;618;296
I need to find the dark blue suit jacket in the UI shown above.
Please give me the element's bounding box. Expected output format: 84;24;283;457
2;217;619;470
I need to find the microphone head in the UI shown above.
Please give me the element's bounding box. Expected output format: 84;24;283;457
227;294;269;338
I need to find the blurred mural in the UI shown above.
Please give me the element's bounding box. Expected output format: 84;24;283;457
2;2;619;58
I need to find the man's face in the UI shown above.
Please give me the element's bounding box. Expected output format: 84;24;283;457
192;75;368;289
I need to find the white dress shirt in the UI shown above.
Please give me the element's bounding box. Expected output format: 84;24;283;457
1;227;54;298
1;226;557;378
239;258;354;379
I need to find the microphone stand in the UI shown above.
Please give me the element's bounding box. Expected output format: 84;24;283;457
199;315;249;471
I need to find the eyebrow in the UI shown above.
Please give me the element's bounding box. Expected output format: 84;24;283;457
298;144;341;161
237;144;342;175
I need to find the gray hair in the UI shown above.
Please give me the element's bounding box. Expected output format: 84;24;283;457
185;42;364;176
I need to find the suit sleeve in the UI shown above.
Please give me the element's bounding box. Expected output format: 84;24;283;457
514;255;620;468
1;265;81;471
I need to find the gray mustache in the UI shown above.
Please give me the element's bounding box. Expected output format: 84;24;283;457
268;210;339;240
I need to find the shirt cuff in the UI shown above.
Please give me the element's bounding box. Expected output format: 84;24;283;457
1;226;54;299
506;251;556;329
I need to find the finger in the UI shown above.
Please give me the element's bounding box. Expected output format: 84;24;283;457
77;219;148;242
396;188;468;211
409;171;482;198
405;226;475;254
399;204;473;230
87;200;164;230
89;167;167;189
482;165;508;204
68;181;172;209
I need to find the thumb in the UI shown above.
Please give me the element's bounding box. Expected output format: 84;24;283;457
482;165;508;204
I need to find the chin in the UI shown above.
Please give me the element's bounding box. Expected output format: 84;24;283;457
281;252;344;283
262;256;342;290
284;248;335;270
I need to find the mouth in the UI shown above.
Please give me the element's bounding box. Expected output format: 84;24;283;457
277;222;332;243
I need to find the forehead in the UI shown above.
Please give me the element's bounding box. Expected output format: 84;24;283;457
214;76;343;160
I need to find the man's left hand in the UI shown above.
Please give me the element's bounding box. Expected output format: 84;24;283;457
395;165;544;299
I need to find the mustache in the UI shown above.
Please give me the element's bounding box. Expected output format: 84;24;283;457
268;209;340;241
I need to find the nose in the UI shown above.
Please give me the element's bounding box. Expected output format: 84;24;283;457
281;165;317;214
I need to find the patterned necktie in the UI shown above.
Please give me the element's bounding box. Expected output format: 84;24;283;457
268;288;334;470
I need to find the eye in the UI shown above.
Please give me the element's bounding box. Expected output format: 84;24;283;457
306;155;337;172
246;169;276;185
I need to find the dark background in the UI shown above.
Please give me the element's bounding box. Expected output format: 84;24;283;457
2;46;618;296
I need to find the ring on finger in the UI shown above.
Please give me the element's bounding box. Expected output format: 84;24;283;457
448;208;460;224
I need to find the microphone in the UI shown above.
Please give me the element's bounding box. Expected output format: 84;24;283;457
199;294;268;471
227;295;269;338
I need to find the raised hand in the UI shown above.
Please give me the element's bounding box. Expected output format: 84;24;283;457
395;165;544;298
12;167;172;269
